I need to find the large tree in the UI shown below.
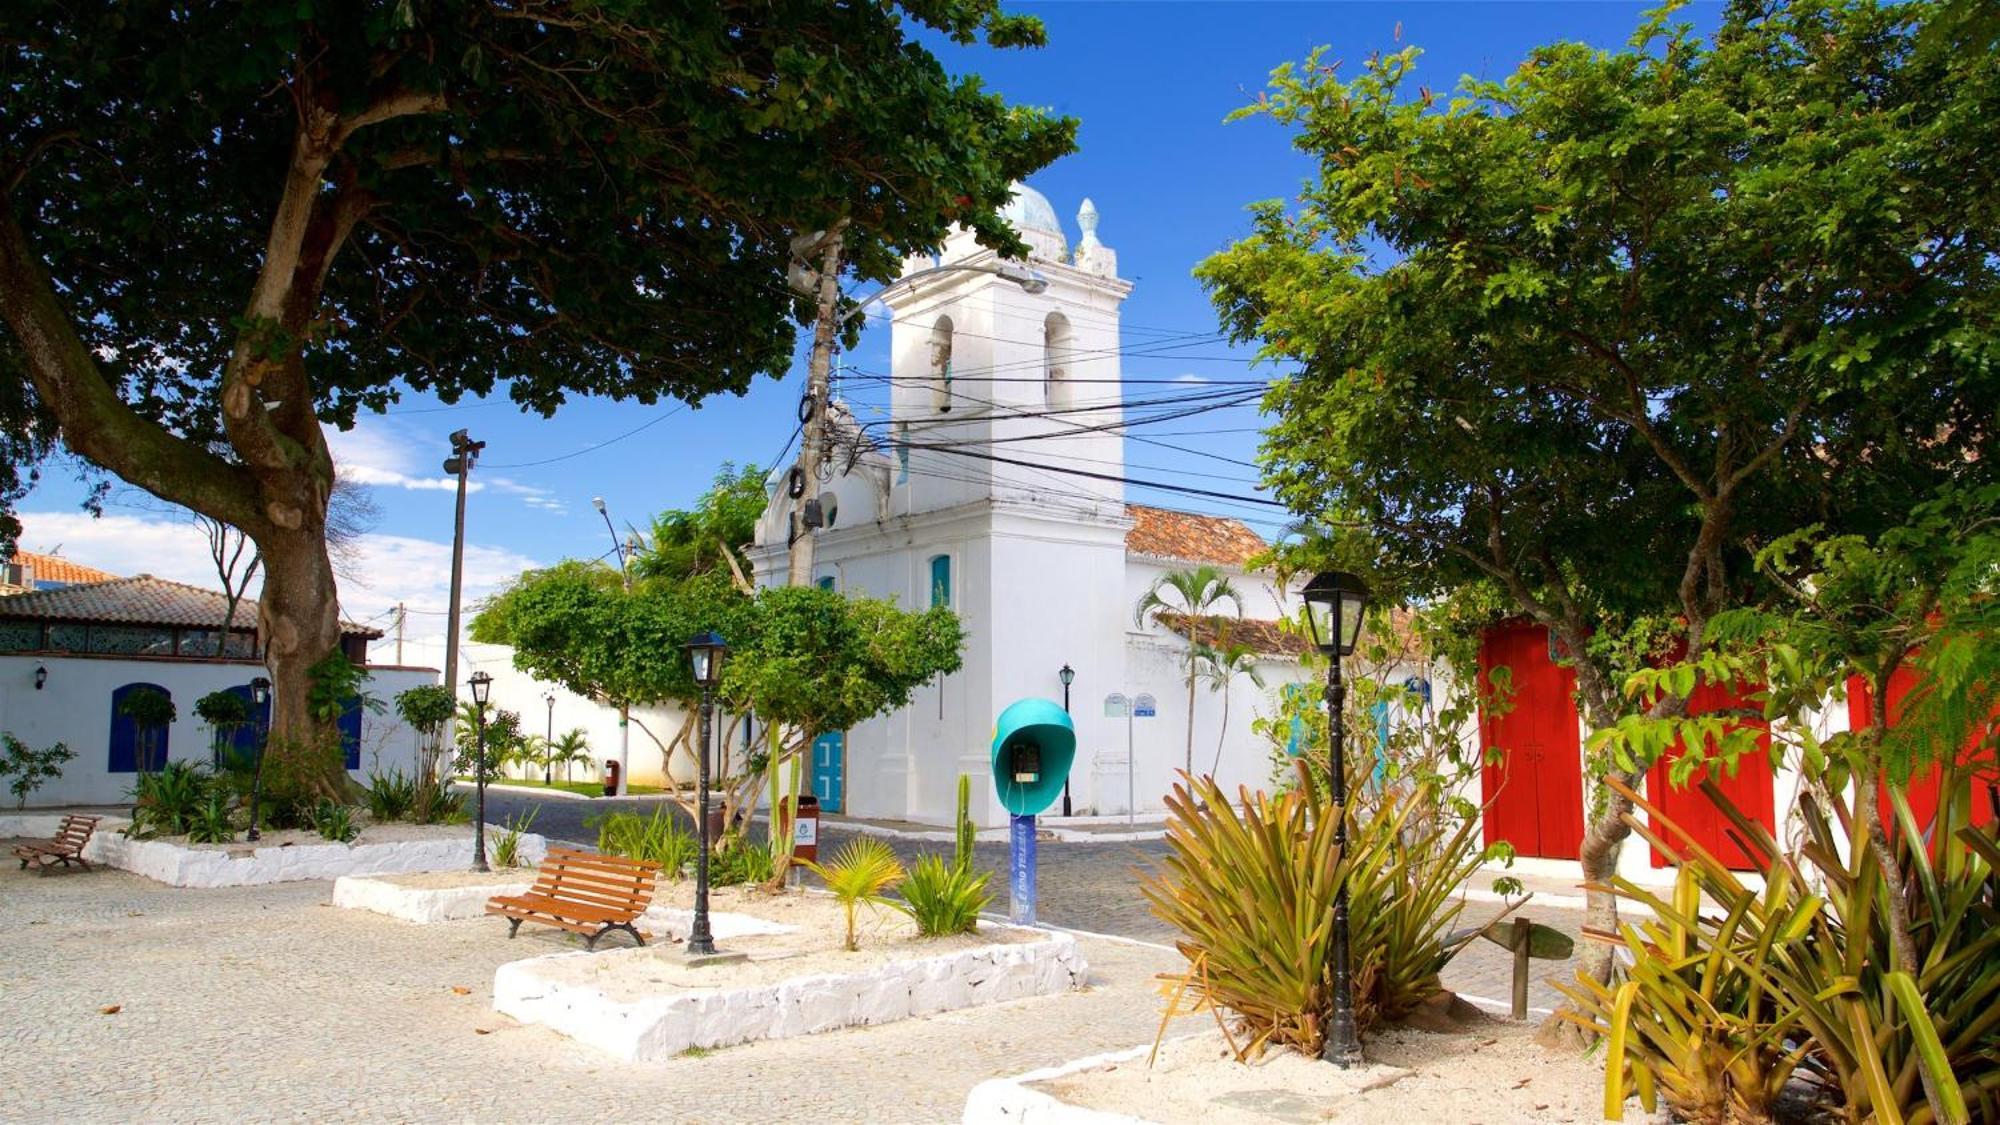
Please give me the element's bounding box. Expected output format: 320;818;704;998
0;0;1072;791
1199;0;1998;1028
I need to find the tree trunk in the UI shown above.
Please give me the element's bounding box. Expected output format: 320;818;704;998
254;519;347;796
1185;666;1197;778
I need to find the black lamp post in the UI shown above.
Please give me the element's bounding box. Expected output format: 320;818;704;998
683;630;727;957
1301;570;1370;1069
1058;664;1076;816
245;677;271;842
470;671;493;872
542;691;556;784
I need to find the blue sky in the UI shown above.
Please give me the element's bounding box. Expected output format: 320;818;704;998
15;2;1714;661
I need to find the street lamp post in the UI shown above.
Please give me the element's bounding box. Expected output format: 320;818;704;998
591;497;634;796
1059;664;1076;817
542;691;556;784
470;671;493;873
441;430;485;717
245;676;271;842
1301;570;1370;1070
683;630;728;957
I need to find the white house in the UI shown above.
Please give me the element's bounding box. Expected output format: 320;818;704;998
745;184;1317;827
0;573;436;806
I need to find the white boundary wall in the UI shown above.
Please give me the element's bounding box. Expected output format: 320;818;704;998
494;929;1088;1060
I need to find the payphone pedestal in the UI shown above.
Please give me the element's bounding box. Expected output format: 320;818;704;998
1009;814;1037;926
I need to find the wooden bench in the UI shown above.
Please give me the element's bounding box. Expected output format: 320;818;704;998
486;847;661;950
12;814;100;875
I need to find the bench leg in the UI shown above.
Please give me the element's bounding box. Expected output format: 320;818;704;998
586;922;643;952
506;918;522;940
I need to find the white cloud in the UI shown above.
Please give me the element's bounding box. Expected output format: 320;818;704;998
14;510;542;671
325;419;474;493
488;477;566;514
1173;373;1210;385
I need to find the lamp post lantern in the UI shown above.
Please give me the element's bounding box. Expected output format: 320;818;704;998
683;630;728;957
1301;570;1369;1069
469;671;493;873
1058;664;1076;816
245;677;272;842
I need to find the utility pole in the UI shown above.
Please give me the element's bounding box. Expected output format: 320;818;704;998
787;225;847;587
591;496;633;795
441;430;484;710
394;602;405;666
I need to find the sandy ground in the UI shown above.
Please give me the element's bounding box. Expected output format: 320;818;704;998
524;884;1046;996
1033;1024;1656;1125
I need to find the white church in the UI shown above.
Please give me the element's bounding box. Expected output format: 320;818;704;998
747;184;1315;828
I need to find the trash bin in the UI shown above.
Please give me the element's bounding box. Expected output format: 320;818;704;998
793;794;820;866
602;759;620;797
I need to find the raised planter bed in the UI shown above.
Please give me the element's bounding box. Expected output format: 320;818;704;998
87;825;547;888
333;870;797;940
963;1025;1626;1125
493;885;1087;1060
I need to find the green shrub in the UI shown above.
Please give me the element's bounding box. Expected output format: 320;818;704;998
591;808;697;878
803;838;905;952
365;769;417;823
409;772;464;825
185;791;237;844
491;808;537;868
710;831;774;886
1;733;74;808
899;853;991;937
129;761;210;837
311;800;359;843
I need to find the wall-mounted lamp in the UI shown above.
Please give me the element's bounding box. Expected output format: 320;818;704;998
33;664;47;690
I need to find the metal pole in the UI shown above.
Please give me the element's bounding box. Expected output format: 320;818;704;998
472;703;490;873
1061;679;1073;818
544;694;555;785
688;683;718;956
246;713;266;843
1323;652;1361;1067
442;442;474;715
1126;701;1135;829
596;503;632;796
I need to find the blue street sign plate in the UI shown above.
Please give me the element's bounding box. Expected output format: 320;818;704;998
1133;693;1158;718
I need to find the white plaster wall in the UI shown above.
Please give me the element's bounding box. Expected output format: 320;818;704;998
461;641;694;789
0;655;434;807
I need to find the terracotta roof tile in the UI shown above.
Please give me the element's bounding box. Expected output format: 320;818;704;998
5;550;121;587
1124;504;1267;567
0;575;380;637
1155;612;1313;659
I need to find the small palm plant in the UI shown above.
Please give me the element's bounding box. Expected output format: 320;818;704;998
803;838;906;951
1136;565;1244;777
550;728;590;783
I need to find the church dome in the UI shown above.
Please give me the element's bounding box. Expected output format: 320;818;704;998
999;181;1067;258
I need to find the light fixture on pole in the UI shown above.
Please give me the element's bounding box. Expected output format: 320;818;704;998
469;670;493;873
33;663;47;690
1058;664;1076;817
245;676;272;842
682;630;728;957
542;691;556;784
591;496;633;797
1300;570;1369;1069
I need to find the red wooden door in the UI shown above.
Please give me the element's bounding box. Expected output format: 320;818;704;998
1649;678;1775;870
1479;623;1585;860
1848;668;1998;833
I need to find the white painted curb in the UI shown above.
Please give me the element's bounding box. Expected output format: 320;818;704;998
962;1040;1171;1124
90;829;547;888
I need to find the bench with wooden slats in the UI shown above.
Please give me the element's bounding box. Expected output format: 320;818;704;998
12;814;101;875
485;846;661;950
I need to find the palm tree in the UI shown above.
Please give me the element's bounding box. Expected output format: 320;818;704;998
1135;565;1243;778
1199;640;1267;778
550;728;591;784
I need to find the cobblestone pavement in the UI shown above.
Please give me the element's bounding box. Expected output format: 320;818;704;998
0;857;1203;1124
485;791;1587;1013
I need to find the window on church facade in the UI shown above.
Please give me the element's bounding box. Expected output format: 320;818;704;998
1044;312;1073;408
929;554;951;609
817;575;837;592
928;317;954;413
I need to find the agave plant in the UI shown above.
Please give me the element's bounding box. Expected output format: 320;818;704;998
803;838;906;952
899;854;992;937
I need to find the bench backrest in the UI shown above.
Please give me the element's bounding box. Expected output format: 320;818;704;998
53;815;99;852
528;847;661;917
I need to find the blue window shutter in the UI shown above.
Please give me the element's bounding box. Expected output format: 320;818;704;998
929;555;951;609
339;696;362;770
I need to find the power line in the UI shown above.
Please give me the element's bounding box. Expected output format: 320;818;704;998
482;403;691;468
915;444;1286;509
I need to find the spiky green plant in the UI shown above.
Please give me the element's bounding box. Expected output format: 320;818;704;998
804;838;906;951
491;808;538;868
311;800;359;843
954;773;975;874
365;769;417;823
128;760;209;837
184;790;237;844
899;853;991;937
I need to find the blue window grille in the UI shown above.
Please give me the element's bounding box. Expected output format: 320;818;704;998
929;555;951;609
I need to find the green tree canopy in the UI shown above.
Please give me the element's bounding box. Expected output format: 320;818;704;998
1199;0;1997;1004
0;0;1074;775
630;463;770;589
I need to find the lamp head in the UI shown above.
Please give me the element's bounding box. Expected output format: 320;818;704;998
33;664;47;690
683;630;728;689
469;670;493;707
1301;571;1370;657
1058;664;1074;688
591;496;607;515
249;676;271;706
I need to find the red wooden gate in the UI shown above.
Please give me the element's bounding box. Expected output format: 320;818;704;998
1848;668;1998;833
1648;678;1775;870
1479;623;1585;860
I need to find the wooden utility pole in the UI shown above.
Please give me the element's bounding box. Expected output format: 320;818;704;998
441;431;484;706
787;225;847;587
394;602;405;665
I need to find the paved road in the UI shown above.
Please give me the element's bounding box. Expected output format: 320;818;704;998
482;789;1584;1013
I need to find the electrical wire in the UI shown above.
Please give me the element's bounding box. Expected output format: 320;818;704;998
481;403;691;469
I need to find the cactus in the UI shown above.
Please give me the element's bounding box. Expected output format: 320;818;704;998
954;773;974;875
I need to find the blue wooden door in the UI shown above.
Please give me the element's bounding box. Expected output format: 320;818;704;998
338;695;363;770
216;684;271;769
811;731;844;812
108;683;171;773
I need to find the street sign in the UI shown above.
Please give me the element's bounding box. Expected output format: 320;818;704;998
1132;693;1158;718
1103;692;1128;718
